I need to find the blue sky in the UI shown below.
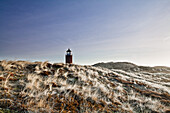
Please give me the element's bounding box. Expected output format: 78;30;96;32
0;0;170;66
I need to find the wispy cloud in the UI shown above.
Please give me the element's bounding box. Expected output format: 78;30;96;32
163;36;170;41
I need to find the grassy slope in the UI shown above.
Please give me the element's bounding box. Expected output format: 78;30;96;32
0;60;170;113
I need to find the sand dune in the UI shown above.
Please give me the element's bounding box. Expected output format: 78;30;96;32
0;60;169;113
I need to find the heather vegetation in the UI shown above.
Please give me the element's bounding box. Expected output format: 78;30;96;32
0;60;170;113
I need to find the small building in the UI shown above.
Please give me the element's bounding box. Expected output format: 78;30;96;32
65;48;73;63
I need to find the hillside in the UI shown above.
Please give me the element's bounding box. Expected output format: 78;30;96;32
93;62;170;73
0;60;170;113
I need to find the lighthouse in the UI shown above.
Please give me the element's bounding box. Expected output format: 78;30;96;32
65;48;73;63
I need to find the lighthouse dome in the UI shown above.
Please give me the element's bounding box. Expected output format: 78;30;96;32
66;48;71;52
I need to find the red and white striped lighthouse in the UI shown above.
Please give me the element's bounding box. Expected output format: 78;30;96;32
65;48;73;63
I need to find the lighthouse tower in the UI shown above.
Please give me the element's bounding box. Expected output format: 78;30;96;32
65;48;73;63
